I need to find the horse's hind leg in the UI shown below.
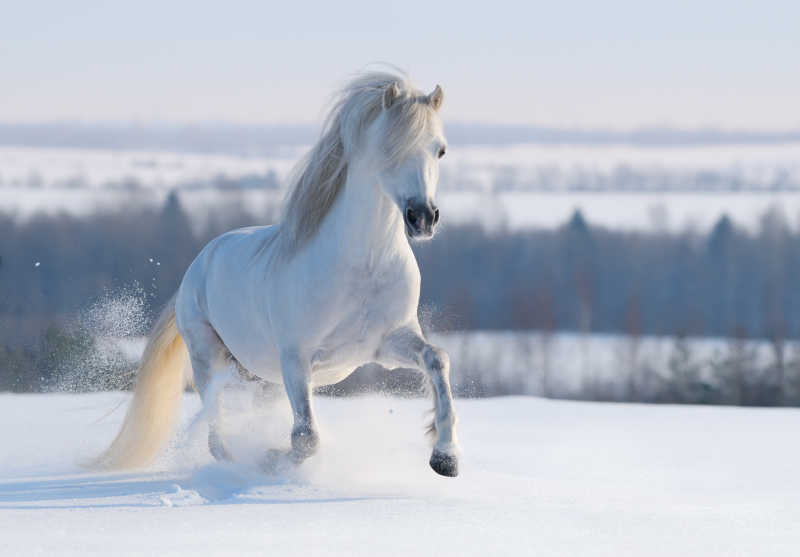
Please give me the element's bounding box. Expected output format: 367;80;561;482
181;320;235;461
200;369;234;462
280;350;319;462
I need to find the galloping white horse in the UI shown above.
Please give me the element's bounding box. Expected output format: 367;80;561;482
98;70;460;477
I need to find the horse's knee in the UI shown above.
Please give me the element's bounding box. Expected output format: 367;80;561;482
422;345;449;375
291;424;319;459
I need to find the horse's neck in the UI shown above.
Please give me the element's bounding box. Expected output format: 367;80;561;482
314;162;407;265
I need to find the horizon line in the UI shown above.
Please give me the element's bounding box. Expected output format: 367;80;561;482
1;121;800;151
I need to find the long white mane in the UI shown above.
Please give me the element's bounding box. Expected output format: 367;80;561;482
277;70;438;255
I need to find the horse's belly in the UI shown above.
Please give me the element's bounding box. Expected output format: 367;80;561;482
222;329;283;382
309;350;375;387
311;366;362;387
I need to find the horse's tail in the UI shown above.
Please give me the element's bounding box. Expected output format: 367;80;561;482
93;297;188;470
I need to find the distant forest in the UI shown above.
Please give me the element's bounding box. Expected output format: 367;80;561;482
1;191;799;392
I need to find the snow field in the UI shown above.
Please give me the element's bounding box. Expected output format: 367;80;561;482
4;144;800;233
1;392;799;556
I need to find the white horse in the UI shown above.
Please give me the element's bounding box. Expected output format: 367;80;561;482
97;70;460;477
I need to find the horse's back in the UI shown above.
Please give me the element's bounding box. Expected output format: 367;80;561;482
176;224;283;378
180;224;278;303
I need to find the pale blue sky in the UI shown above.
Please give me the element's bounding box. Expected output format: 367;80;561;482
2;0;799;128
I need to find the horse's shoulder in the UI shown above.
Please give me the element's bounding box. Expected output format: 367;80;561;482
201;224;277;255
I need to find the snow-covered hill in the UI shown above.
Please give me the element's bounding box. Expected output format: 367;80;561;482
4;144;800;233
2;392;799;555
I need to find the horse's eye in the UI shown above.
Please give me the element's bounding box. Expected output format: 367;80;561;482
438;147;446;159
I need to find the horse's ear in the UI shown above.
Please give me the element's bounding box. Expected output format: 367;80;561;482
383;82;401;110
428;85;444;111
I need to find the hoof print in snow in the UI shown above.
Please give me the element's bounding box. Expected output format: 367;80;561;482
429;449;458;477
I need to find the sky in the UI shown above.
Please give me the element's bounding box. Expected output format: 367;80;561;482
2;0;799;129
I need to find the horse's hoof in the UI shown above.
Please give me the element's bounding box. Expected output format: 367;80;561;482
291;425;319;460
429;449;459;477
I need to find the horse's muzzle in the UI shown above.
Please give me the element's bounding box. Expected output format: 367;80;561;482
404;199;439;239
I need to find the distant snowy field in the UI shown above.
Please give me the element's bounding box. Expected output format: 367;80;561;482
3;143;800;232
113;330;794;398
2;392;799;556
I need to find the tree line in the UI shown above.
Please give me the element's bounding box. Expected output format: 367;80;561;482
1;191;799;395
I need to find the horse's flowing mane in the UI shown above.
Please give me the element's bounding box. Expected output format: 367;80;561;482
276;69;437;256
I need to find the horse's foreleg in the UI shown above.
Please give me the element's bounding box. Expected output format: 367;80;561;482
280;350;319;461
377;327;459;477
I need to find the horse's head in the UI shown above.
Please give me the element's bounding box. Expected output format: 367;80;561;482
280;72;447;252
367;81;447;240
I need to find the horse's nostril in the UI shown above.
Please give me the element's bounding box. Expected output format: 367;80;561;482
433;208;440;225
406;207;418;226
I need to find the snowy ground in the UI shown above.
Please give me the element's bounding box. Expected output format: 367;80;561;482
2;392;799;556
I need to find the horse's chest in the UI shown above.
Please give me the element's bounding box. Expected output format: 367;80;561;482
342;267;414;338
313;263;417;371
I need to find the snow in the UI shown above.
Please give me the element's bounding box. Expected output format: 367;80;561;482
3;143;800;193
2;392;799;555
443;142;800;192
111;330;796;398
0;146;300;190
3;144;800;233
6;186;800;235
